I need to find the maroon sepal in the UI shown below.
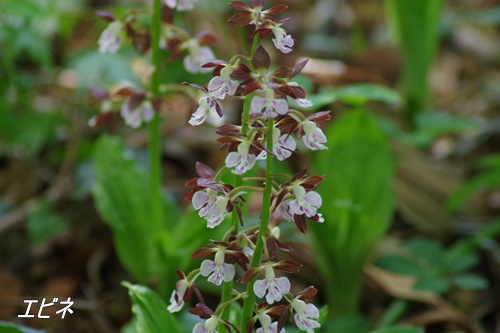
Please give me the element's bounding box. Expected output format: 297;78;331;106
295;286;318;301
191;246;216;260
266;4;288;15
229;1;251;12
127;90;146;110
189;303;214;319
192;285;205;304
246;317;257;333
196;162;216;179
252;46;271;71
251;27;273;39
277;306;290;333
95;10;115;22
293;214;307;234
228;13;253;26
291;59;308;78
88;86;110;100
196;32;217;45
274;259;302;273
238;267;261;283
249;0;264;8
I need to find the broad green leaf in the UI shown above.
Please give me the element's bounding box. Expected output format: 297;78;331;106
444;252;479;273
461;7;500;26
306;84;400;109
68;50;138;93
93;136;162;281
376;255;423;275
475;153;500;170
413;276;449;294
27;201;68;245
122;282;183;333
325;315;369;333
312;109;395;315
0;110;63;157
370;326;423;333
0;321;44;333
405;238;444;269
453;274;488;291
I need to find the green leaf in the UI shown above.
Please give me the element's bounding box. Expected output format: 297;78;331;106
27;201;68;245
385;0;443;122
67;50;138;94
325;315;369;333
312;109;395;315
453;274;488;291
413;276;449;294
405;237;444;269
370;326;424;333
0;321;45;333
0;110;63;157
122;282;183;333
376;255;423;275
444;252;479;273
306;84;400;109
92;136;162;281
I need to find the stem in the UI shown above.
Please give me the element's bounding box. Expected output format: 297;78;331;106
240;118;274;331
151;0;167;295
219;34;260;330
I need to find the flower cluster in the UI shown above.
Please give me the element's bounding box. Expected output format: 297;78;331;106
88;86;163;129
165;2;329;333
94;1;330;332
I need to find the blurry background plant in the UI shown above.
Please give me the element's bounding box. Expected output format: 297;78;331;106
0;0;499;332
384;0;443;125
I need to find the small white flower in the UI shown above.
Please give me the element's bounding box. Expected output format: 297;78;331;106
254;263;290;304
193;316;219;333
294;98;313;108
200;250;235;286
272;127;295;161
256;313;285;333
291;299;320;333
271;26;294;54
98;21;123;54
189;95;221;126
208;66;239;99
183;40;215;74
288;184;322;218
165;0;199;11
225;141;259;175
302;120;327;150
120;100;154;128
192;189;229;228
250;89;288;118
167;279;189;313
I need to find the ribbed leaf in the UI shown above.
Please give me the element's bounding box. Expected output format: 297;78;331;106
123;282;183;333
312;109;394;315
93;136;161;282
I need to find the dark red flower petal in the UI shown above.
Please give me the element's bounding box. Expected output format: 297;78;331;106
265;4;288;15
252;45;271;71
229;1;251;12
228;13;253;26
95;10;115;22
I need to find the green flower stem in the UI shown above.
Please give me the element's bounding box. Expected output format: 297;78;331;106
240;118;274;331
151;0;168;295
218;35;260;330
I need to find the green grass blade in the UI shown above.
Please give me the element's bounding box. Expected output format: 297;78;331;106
385;0;443;123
